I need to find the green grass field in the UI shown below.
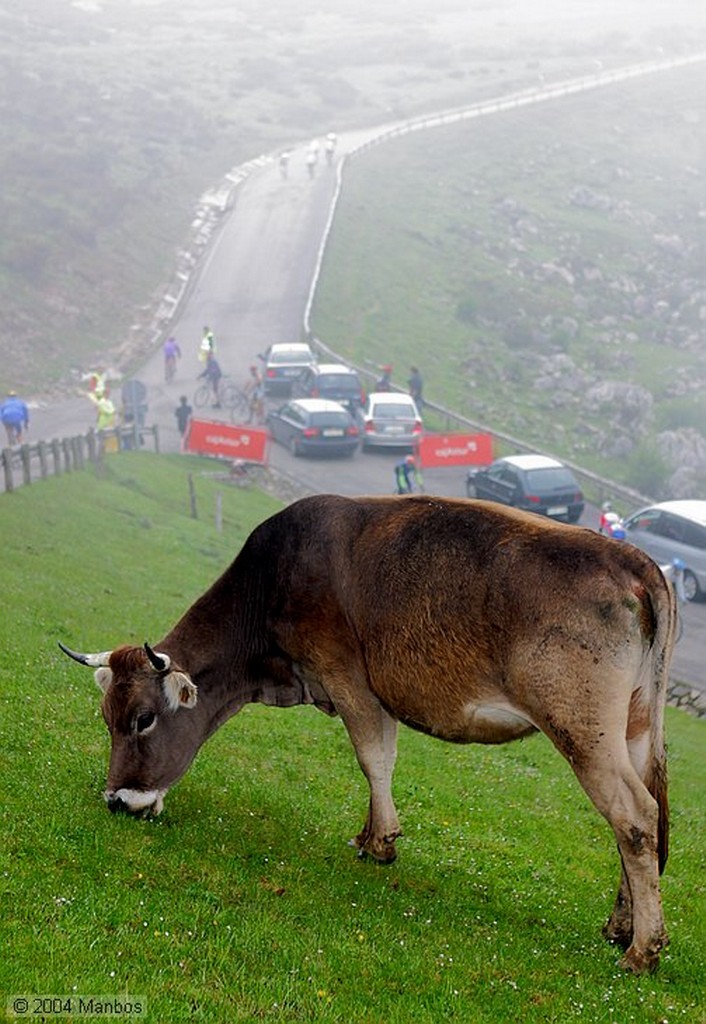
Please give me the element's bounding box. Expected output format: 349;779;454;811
1;453;704;1022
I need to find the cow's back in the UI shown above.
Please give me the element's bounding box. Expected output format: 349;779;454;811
237;495;666;740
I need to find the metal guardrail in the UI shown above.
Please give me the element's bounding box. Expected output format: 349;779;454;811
1;424;160;494
302;56;706;514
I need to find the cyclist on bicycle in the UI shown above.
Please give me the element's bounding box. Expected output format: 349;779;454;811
1;390;29;445
163;337;181;382
198;352;223;408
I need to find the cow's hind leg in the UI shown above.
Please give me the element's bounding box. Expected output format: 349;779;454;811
335;692;401;863
570;748;667;974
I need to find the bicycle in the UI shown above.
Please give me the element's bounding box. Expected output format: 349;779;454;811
193;383;217;409
221;381;250;421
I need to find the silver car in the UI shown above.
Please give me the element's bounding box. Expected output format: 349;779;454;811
623;500;706;602
361;392;423;450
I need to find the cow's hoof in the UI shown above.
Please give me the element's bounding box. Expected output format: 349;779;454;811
618;936;667;975
349;833;399;864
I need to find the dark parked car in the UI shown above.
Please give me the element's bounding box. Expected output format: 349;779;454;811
266;398;360;457
261;342;316;395
292;363;366;414
466;454;584;523
622;500;706;602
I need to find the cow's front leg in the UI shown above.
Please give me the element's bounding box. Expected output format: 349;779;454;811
336;695;401;863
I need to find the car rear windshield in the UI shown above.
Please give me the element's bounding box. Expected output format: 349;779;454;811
371;402;414;419
269;350;311;364
320;374;359;392
526;468;578;490
311;412;351;427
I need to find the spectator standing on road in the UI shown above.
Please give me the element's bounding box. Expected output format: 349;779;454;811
279;150;291;178
599;501;614;534
175;395;192;446
87;386;119;452
408;366;424;408
198;351;223;408
1;390;29;445
244;365;265;424
163;336;181;381
375;364;393;391
306;149;317;178
199;326;216;363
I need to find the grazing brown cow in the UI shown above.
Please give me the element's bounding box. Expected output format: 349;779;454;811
60;494;675;974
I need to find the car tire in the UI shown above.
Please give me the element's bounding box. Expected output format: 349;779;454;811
683;569;700;603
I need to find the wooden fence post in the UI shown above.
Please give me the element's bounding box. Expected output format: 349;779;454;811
38;441;48;478
62;438;72;472
20;444;31;486
51;439;61;476
1;449;13;493
188;473;198;519
86;429;97;463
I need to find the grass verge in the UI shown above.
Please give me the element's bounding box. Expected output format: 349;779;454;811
1;453;704;1022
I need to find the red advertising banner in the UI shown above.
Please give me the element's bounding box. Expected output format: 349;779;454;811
417;432;493;468
184;419;269;463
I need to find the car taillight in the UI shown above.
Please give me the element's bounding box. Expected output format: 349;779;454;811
266;369;276;378
526;494;541;504
364;421;375;433
311;387;319;397
302;427;318;438
574;491;583;502
346;425;359;437
412;420;423;434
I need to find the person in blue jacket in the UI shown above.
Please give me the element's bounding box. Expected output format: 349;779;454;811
1;390;29;445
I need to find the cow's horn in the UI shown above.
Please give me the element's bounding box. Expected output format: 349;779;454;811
144;642;171;673
58;642;111;668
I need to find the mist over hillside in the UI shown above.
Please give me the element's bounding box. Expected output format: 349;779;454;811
1;0;705;396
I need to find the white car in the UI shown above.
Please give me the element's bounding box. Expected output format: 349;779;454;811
622;500;706;602
361;392;423;450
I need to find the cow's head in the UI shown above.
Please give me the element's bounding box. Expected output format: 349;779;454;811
59;641;199;817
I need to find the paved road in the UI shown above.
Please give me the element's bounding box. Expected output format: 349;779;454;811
26;107;705;694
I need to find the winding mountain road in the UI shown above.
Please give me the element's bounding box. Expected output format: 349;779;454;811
25;58;706;692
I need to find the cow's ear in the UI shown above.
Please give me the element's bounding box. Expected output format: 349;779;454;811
162;670;198;712
94;667;113;694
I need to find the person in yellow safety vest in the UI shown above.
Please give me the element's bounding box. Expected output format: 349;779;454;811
199;326;216;362
87;387;119;451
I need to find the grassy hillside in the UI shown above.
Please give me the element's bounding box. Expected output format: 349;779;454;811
313;62;706;497
0;453;704;1022
3;0;705;397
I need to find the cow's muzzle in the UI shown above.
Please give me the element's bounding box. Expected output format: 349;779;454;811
104;788;165;818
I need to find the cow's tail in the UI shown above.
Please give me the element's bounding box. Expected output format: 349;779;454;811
632;571;675;875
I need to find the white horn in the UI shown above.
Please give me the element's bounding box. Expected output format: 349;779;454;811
58;642;112;668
